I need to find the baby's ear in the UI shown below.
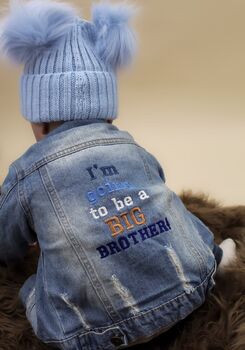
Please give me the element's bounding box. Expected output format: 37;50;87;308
92;1;138;70
0;0;77;65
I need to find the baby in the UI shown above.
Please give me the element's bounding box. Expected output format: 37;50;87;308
0;1;236;349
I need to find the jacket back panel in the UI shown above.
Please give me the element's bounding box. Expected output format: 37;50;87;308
16;122;215;341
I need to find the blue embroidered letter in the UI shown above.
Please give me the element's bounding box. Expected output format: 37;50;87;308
97;245;110;259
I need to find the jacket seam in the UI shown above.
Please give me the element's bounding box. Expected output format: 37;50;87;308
16;174;35;231
43;264;215;344
146;151;166;183
136;149;153;182
41;251;67;336
0;182;18;208
186;213;212;274
38;166;121;324
17;138;140;180
168;199;206;277
0;164;18;208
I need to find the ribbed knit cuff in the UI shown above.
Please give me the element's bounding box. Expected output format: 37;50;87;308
20;70;118;123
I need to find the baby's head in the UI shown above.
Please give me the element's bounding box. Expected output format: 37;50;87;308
0;1;137;132
31;119;113;142
30;121;64;142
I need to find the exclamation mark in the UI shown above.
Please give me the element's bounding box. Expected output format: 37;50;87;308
165;217;171;231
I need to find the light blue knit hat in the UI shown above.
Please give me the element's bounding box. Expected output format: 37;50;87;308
0;0;137;123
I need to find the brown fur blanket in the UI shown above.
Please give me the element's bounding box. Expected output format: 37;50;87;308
0;191;244;350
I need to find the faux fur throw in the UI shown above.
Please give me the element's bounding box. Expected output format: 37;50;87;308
0;191;244;350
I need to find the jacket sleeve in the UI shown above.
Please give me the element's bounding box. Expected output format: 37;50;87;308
0;165;37;266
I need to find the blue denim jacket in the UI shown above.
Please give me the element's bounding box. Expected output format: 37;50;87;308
0;120;222;349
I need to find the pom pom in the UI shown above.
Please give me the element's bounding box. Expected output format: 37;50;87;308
92;1;137;69
0;0;77;64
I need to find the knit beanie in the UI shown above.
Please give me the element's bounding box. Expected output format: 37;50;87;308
0;0;137;123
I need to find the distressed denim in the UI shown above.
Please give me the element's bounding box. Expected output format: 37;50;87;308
0;119;222;349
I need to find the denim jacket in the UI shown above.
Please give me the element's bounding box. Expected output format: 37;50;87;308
0;120;222;350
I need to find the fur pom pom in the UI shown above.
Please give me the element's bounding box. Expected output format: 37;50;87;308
0;0;77;64
92;1;137;69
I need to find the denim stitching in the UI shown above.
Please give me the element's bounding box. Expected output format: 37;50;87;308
39;166;121;324
17;176;35;231
43;264;215;344
137;150;153;182
168;202;206;277
0;165;18;208
13;164;35;232
0;181;18;208
18;138;140;179
41;251;66;336
188;212;216;256
182;212;211;275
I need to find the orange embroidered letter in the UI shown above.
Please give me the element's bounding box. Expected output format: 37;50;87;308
104;216;124;237
130;207;146;225
120;212;134;230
